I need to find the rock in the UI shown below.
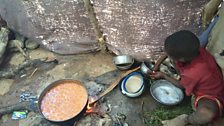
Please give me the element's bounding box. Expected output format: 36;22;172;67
19;112;42;126
25;39;40;50
0;0;99;55
123;123;128;126
0;16;7;28
0;79;14;95
0;27;9;64
0;0;209;61
94;70;120;85
76;114;112;126
9;53;26;66
0;114;18;126
1;114;11;123
15;32;26;44
29;48;56;60
8;39;24;51
46;63;66;79
93;0;209;60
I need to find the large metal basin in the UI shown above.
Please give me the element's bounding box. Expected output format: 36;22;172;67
150;79;184;105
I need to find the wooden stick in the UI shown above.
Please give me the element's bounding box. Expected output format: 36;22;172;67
29;68;38;78
14;42;30;60
89;67;140;106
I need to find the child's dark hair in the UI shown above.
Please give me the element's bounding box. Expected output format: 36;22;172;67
164;30;200;60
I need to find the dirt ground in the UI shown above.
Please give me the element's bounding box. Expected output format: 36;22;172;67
0;48;159;126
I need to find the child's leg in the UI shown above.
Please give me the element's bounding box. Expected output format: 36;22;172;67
187;98;220;125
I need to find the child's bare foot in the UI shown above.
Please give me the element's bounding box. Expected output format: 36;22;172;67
212;117;224;126
161;114;188;126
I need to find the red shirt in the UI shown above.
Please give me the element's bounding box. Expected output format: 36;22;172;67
175;47;224;104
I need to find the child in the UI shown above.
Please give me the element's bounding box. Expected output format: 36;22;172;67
150;29;224;126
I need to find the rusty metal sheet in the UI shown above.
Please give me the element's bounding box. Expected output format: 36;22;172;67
93;0;209;60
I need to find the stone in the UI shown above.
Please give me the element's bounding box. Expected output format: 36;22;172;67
123;123;128;126
0;15;7;27
9;53;26;66
1;114;11;123
0;79;14;95
15;32;26;44
0;0;99;55
0;114;18;126
28;48;56;60
76;114;112;126
25;39;40;50
0;27;9;64
8;39;24;52
19;112;42;126
93;0;209;60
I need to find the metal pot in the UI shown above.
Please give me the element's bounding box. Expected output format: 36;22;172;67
150;79;184;106
38;79;88;126
140;61;154;75
113;55;134;70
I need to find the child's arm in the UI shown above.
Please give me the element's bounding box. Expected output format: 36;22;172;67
163;73;183;89
152;53;168;71
150;71;183;89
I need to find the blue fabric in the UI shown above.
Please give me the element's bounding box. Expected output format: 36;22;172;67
198;16;219;47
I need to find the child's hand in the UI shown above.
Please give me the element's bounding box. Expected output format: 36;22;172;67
149;71;165;80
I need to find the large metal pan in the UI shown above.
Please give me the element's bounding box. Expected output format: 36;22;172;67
38;79;88;126
150;79;184;105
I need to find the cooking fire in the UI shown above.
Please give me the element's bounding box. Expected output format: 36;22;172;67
86;97;97;114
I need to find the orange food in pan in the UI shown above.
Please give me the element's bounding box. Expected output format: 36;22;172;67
40;82;88;121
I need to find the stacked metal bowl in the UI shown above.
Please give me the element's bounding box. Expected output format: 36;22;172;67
113;55;134;70
140;61;154;75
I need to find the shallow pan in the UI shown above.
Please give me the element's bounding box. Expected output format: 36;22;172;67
38;79;88;126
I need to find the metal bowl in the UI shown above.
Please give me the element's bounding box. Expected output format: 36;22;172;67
140;61;154;75
121;78;144;98
123;72;144;93
150;79;184;105
113;55;134;70
121;83;144;98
